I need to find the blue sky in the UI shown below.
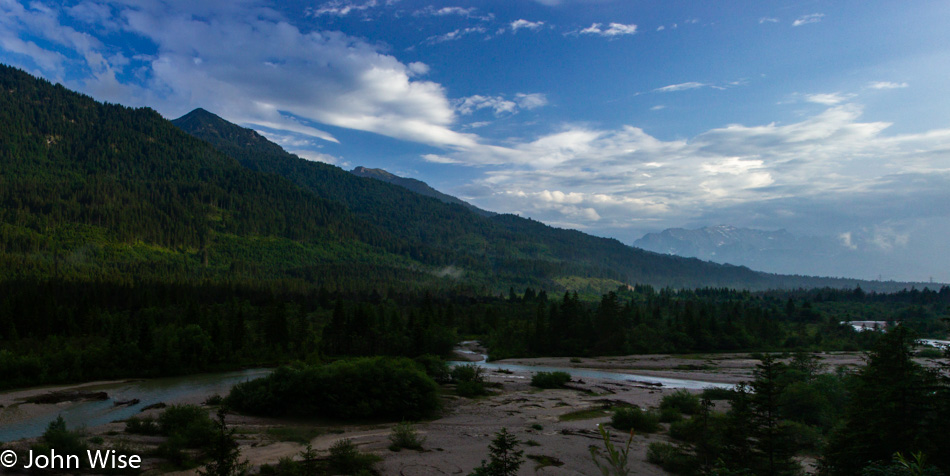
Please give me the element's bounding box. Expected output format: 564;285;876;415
2;0;950;281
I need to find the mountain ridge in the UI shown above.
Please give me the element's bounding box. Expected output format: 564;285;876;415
350;166;494;217
0;63;931;292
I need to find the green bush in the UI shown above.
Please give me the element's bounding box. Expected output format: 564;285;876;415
38;416;87;456
530;371;572;389
611;407;660;433
456;380;489;398
125;415;160;435
660;390;702;415
659;406;684;423
414;355;451;383
701;387;735;401
388;421;425;451
647;442;698;475
328;438;380;475
451;363;484;383
227;357;440;420
158;404;216;448
668;418;703;443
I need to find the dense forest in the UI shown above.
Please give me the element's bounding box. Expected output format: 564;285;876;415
2;274;947;390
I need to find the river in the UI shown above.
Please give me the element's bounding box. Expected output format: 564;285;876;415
3;344;733;443
0;368;271;443
449;342;735;391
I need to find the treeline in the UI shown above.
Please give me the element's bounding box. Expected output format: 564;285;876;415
2;276;946;390
482;285;948;359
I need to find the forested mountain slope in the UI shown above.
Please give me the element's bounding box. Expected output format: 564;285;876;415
173;107;919;292
0;63;921;292
350;165;494;217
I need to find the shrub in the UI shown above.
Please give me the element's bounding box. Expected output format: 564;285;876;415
158;404;216;448
388;421;425;451
530;371;571;389
660;390;702;416
456;380;489;398
659;406;684;423
125;415;160;435
38;416;87;456
668;418;702;443
203;394;224;406
414;355;451;383
915;348;944;359
700;387;735;401
328;439;380;475
227;357;440;420
611;407;660;433
646;442;698;475
452;364;484;383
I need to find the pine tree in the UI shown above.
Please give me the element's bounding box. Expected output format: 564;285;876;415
470;428;524;476
197;409;248;476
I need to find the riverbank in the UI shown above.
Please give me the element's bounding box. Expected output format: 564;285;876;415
4;349;944;475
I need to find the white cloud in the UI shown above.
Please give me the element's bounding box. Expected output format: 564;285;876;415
655;82;706;92
437;104;950;247
580;22;637;37
868;81;909;90
651;105;666;111
421;153;461;164
759;17;779;24
792;13;824;27
407;61;430;76
510;19;545;32
426;27;486;44
656;25;665;31
455;93;547;116
838;232;857;250
291;150;340;164
515;93;548;110
804;92;853;105
415;6;475;16
309;0;396;17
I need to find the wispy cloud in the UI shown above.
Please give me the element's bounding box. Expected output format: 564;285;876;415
309;0;390;17
414;6;474;17
579;22;637;37
412;6;492;21
867;81;909;90
804;92;853;105
792;13;824;27
655;82;706;93
509;19;545;32
759;17;779;24
425;27;486;44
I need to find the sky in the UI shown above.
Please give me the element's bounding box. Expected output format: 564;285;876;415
2;0;950;282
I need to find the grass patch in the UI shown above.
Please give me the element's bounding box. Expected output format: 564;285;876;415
559;407;612;422
265;426;325;444
527;454;564;470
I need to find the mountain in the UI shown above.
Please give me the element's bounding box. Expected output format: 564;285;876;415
636;226;809;259
634;225;920;282
171;107;925;292
0;64;925;292
350;166;494;217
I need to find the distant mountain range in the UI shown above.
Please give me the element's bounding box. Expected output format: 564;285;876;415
0;63;932;292
634;225;936;283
